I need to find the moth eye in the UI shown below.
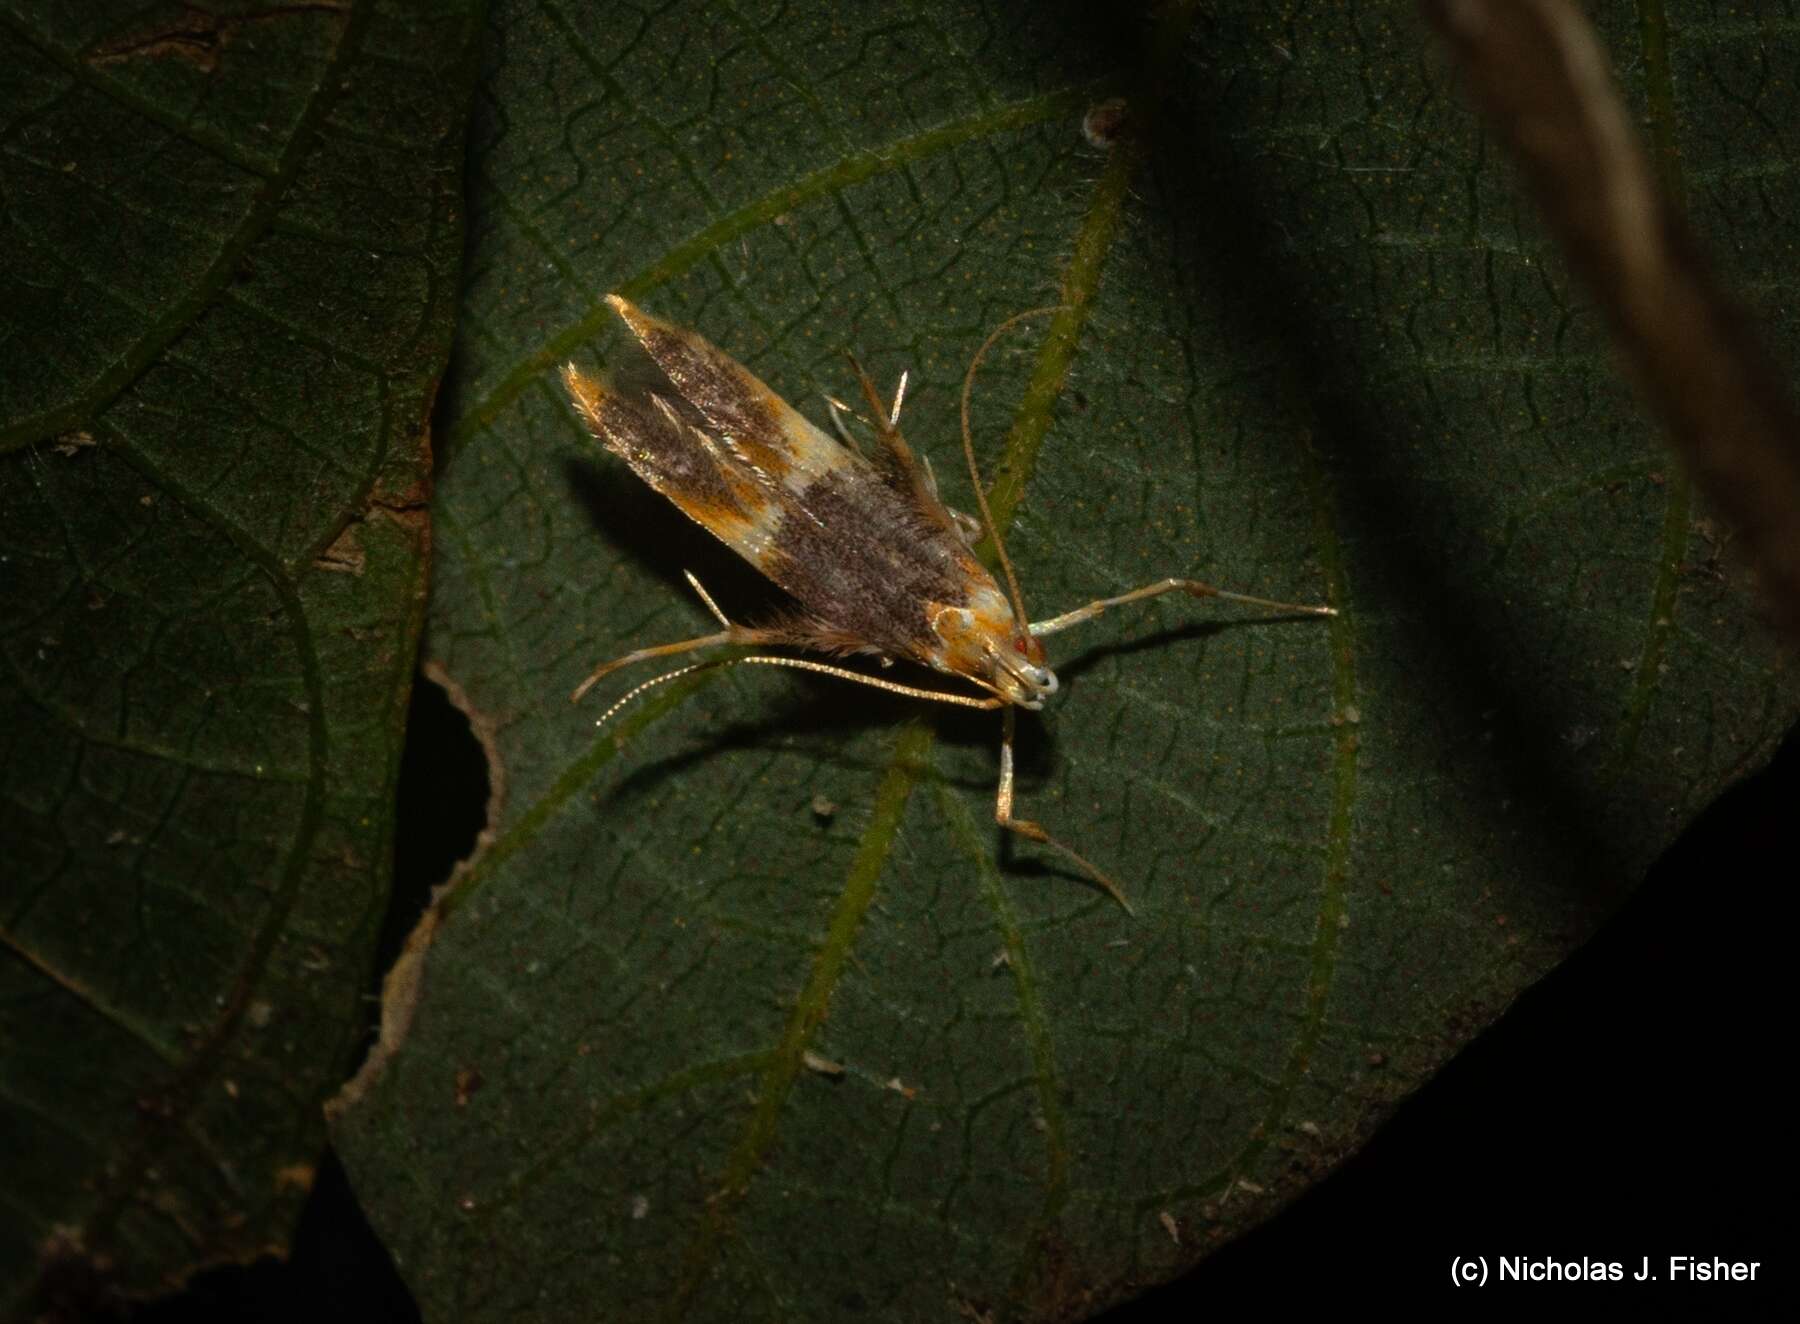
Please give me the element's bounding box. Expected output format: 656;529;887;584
1014;634;1030;654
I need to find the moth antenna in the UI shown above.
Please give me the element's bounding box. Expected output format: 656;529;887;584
960;306;1065;627
888;370;909;427
572;626;784;703
594;654;1004;734
731;655;1005;708
592;661;715;732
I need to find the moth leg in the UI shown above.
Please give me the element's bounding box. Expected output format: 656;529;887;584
570;626;786;703
682;569;733;628
1029;577;1335;639
823;364;906;450
886;369;909;427
947;507;984;547
822;394;867;454
995;707;1135;915
847;355;931;477
916;453;984;545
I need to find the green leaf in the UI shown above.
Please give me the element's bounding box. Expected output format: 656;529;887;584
333;2;1799;1320
0;1;480;1310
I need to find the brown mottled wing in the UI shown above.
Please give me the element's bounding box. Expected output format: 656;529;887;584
563;363;776;562
564;297;1005;663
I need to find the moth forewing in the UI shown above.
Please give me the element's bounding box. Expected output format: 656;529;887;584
563;296;1335;913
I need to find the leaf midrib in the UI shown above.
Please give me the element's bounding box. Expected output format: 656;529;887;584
657;68;1152;1316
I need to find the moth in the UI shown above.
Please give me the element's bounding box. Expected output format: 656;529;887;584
561;296;1335;913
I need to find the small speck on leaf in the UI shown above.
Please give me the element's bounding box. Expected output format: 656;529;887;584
1082;97;1130;148
454;1066;484;1107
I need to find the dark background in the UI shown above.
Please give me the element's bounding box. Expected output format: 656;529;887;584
121;674;1786;1318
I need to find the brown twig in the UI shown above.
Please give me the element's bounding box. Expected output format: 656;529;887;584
1422;0;1800;638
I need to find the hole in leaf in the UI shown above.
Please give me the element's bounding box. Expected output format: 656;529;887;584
129;1149;418;1323
125;667;491;1324
378;665;491;979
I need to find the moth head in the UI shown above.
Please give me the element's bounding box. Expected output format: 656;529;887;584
929;596;1058;710
989;628;1057;710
